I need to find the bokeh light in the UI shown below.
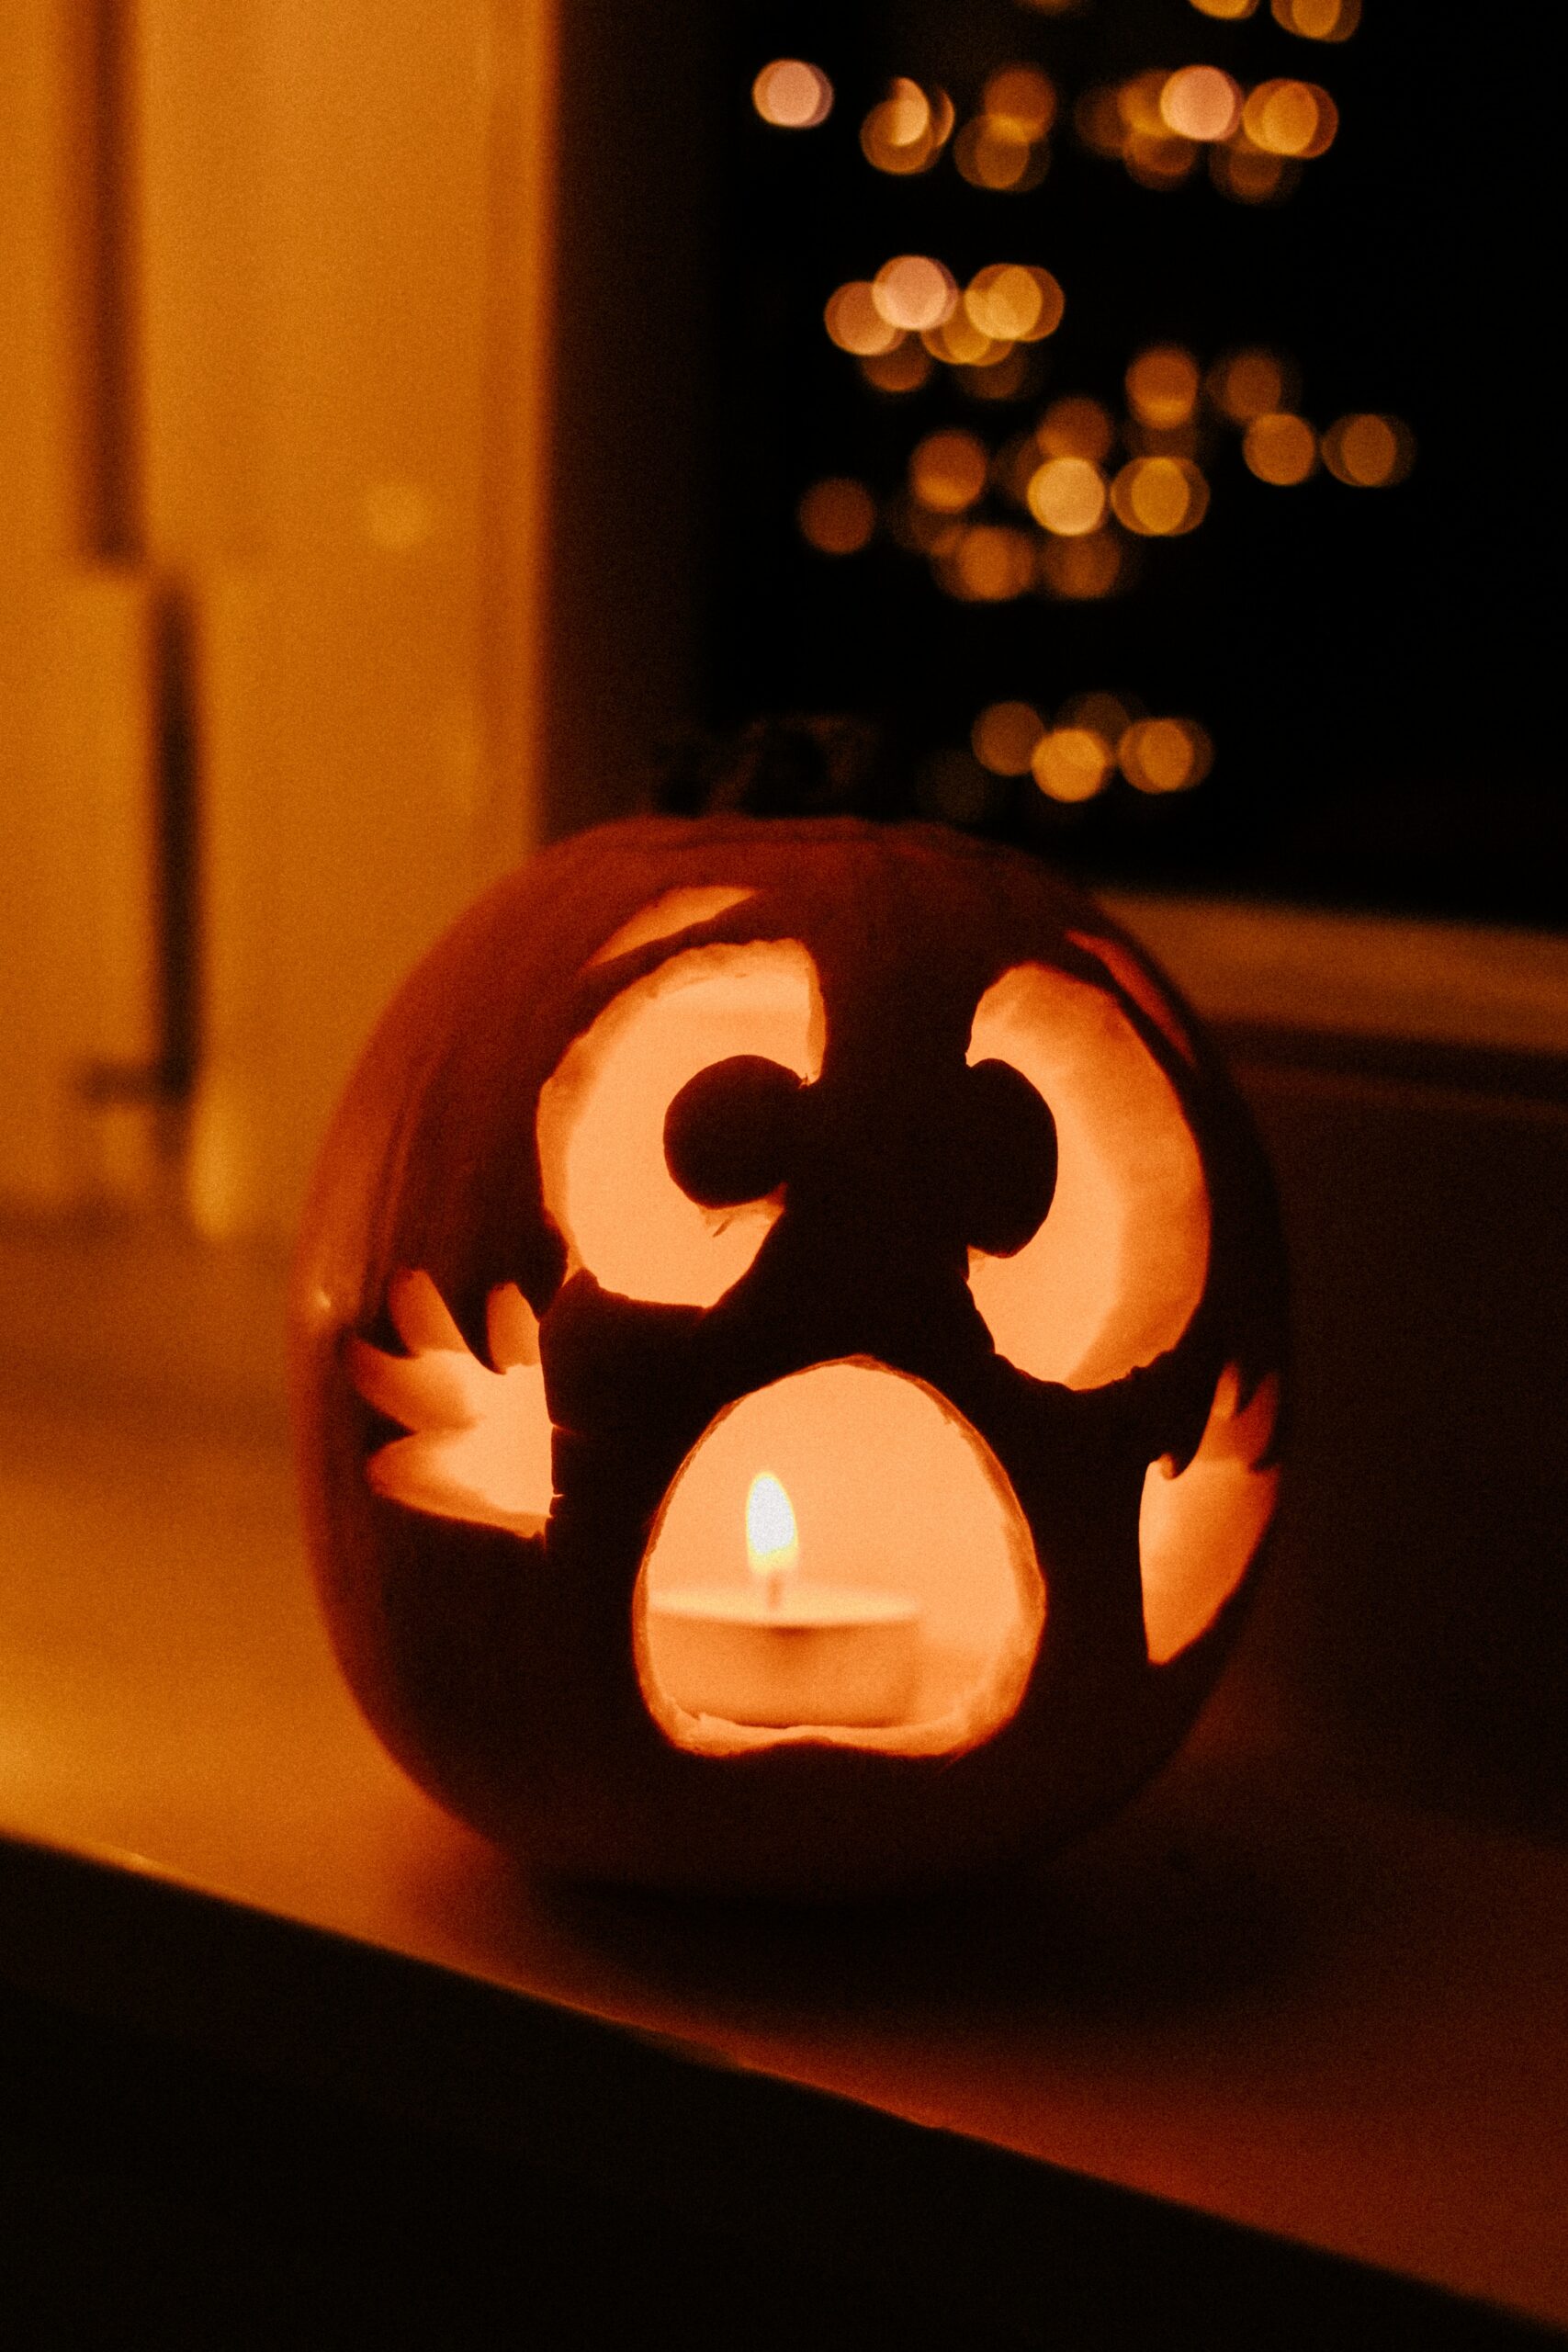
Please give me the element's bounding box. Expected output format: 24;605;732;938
825;282;900;356
1242;80;1338;156
1190;0;1258;16
797;479;875;555
752;61;833;129
940;525;1036;602
1064;692;1134;743
1209;142;1296;203
861;79;951;175
1074;88;1127;159
888;498;964;558
1124;129;1200;189
1159;67;1242;142
859;344;934;395
983;65;1058;141
1111;456;1209;536
1323;413;1414;485
962;348;1032;401
972;700;1045;775
1208;348;1290;422
910;429;989;512
1243;412;1317;484
1037;396;1115;463
923;312;1011;367
964;265;1064;342
1126;346;1201;429
1026;456;1107;536
1271;0;1359;38
1120;718;1213;793
955;118;1049;191
1038;531;1123;599
1032;728;1114;802
874;254;959;332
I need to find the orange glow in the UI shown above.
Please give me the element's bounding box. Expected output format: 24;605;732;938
1123;129;1200;188
638;1362;1043;1754
1126;346;1201;429
1140;1367;1280;1661
1242;79;1338;156
1111;456;1209;536
889;498;964;557
536;939;825;1309
963;348;1032;401
798;478;877;554
1210;141;1295;203
1031;727;1113;803
1243;412;1317;484
1038;531;1123;599
348;1271;552;1537
909;429;988;512
1120;718;1213;793
972;700;1045;775
859;343;934;395
1026;455;1107;537
954;119;1048;191
874;254;959;332
1067;928;1195;1063
965;963;1211;1389
964;264;1064;343
752;59;834;130
1209;347;1289;423
825;281;900;356
1324;413;1413;485
1159;66;1243;142
1074;88;1128;159
1271;0;1359;37
593;887;754;965
1038;396;1115;464
922;312;1009;368
1063;691;1134;745
940;525;1036;602
1190;0;1258;15
861;78;945;175
982;65;1058;140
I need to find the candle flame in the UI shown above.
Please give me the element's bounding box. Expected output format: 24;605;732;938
746;1471;799;1583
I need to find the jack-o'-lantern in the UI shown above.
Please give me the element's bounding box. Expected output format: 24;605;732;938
292;808;1284;1898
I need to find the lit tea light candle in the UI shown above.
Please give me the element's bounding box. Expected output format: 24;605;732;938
648;1472;920;1726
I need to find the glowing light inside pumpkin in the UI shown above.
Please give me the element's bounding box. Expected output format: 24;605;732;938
641;1363;1043;1753
747;1470;799;1601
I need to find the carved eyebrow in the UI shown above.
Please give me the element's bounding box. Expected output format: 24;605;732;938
1066;930;1195;1065
592;887;756;966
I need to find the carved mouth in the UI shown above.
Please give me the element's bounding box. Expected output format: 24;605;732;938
633;1357;1045;1758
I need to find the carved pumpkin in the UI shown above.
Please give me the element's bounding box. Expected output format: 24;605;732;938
292;815;1285;1898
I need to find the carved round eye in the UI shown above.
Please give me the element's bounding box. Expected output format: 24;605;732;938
664;1055;803;1209
964;963;1211;1389
536;942;825;1308
964;1057;1057;1258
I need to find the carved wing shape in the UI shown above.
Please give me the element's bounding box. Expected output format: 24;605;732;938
345;1270;553;1537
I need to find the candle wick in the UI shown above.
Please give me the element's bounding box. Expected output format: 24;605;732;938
768;1568;784;1614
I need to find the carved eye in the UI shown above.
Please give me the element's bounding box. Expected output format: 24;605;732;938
964;963;1211;1389
536;942;825;1307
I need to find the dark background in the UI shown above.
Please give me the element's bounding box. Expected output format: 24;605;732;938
687;0;1555;923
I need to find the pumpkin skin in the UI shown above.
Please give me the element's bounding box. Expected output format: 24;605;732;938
291;815;1285;1898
